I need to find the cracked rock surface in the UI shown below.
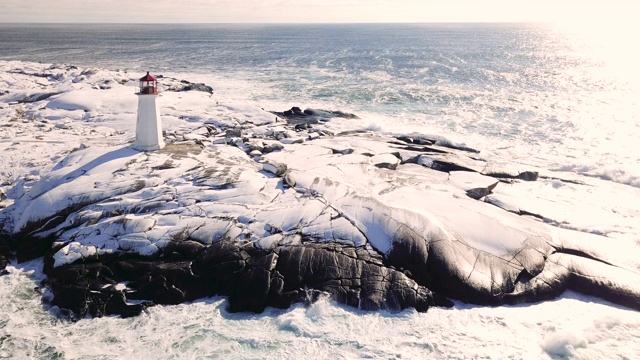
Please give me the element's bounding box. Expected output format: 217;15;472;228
1;62;639;319
2;134;639;318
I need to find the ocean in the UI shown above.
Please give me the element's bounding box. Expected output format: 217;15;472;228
1;23;640;359
1;23;639;188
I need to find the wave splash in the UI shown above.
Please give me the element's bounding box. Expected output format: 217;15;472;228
2;263;640;359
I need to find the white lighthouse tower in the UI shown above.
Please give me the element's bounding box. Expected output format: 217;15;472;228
133;71;165;151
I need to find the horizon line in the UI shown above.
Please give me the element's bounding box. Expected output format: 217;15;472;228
0;21;555;25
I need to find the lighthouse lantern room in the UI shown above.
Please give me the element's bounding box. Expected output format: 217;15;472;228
133;71;165;151
139;71;157;94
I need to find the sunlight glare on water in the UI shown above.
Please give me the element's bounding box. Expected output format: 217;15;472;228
2;23;640;359
1;23;639;189
542;21;640;187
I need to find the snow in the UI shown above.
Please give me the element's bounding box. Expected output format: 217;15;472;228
447;170;498;193
53;242;98;267
46;88;102;112
188;218;236;245
1;61;640;329
2;261;639;360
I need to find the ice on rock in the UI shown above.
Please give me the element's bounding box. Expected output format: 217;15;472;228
302;213;368;246
187;218;236;245
117;234;152;252
447;171;499;199
262;161;287;176
484;195;521;213
53;242;98;267
138;244;160;256
46;88;102;112
256;233;284;249
2;62;640;319
370;153;400;170
254;198;326;233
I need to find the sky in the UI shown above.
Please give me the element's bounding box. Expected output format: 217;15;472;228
0;0;634;24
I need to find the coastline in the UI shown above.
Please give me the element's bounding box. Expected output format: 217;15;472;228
0;59;639;358
1;60;639;319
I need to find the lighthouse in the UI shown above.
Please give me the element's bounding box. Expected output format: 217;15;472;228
133;71;165;151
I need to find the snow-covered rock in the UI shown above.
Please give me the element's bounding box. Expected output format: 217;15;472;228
1;61;640;319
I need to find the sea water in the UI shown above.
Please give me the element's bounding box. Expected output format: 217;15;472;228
1;23;639;359
2;260;640;359
1;23;638;187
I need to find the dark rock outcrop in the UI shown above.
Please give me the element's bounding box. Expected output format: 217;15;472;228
395;134;479;153
483;169;539;182
272;107;359;124
1;101;637;320
0;235;9;275
4;64;639;324
43;240;451;318
418;153;486;173
165;80;214;94
17;92;62;104
45;261;151;319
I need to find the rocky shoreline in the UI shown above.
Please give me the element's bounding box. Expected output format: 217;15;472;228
1;62;639;319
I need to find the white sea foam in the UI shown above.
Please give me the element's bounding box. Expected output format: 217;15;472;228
2;264;640;359
1;23;640;358
172;64;640;191
555;163;640;188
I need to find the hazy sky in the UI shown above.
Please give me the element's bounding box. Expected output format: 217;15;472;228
0;0;633;24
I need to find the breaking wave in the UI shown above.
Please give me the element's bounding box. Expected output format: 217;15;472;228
2;263;640;359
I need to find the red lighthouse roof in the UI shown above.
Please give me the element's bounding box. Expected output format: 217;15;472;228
139;71;156;81
138;71;158;94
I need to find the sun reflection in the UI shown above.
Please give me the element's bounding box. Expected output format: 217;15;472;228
533;7;640;187
551;4;640;86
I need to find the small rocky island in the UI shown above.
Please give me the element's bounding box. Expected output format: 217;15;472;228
1;62;639;319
